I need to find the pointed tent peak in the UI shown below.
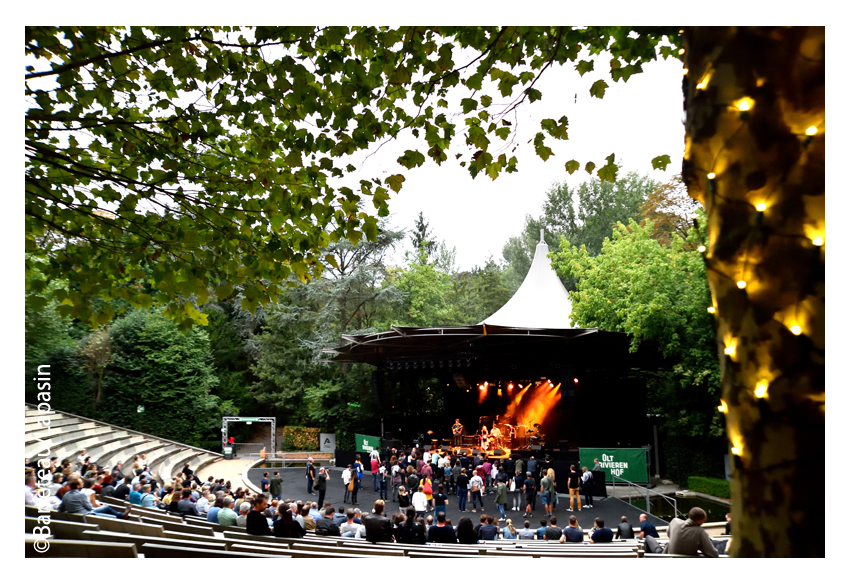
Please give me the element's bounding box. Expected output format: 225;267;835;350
480;234;574;329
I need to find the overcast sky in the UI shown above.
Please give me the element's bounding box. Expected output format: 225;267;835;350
354;51;686;270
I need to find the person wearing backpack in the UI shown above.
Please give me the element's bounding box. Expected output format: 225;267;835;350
420;476;434;511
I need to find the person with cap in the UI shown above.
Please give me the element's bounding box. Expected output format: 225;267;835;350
305;457;316;495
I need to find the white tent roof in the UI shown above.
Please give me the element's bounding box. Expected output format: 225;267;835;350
480;230;574;329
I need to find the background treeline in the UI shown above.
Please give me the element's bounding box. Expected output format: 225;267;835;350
25;173;726;483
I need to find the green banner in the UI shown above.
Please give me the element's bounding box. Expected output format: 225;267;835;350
579;448;648;483
355;434;381;453
236;417;260;422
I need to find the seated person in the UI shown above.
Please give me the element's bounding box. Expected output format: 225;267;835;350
590;517;614;543
560;515;584;543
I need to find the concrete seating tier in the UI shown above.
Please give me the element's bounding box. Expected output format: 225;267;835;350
24;404;221;483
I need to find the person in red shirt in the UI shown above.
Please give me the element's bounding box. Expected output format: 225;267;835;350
371;457;380;491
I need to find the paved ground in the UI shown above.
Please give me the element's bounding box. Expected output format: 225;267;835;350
246;466;670;531
198;458;255;490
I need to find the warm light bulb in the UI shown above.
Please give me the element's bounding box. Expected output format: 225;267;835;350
683;68;689;75
731;445;742;456
756;202;767;212
724;345;735;356
754;381;769;399
573;378;579;384
805;126;818;136
678;48;685;55
790;325;802;335
735;97;754;112
689;213;698;220
707;306;715;314
812;237;824;246
736;280;747;289
718;400;728;413
707;172;716;180
698;245;706;253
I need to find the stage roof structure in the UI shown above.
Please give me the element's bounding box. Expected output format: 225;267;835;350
324;229;664;370
480;230;573;329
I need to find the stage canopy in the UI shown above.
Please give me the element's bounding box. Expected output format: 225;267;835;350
325;230;660;370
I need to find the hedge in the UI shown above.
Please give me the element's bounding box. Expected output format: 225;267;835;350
281;426;320;451
687;476;730;499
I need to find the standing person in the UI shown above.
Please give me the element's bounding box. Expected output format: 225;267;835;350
511;469;523;511
469;469;484;513
456;468;469;513
391;459;403;502
452;419;464;447
494;476;508;521
305;457;316;495
540;469;553;518
397;486;410;514
269;471;282;502
419;474;433;511
377;463;388;500
593;458;602;471
432;484;448;517
371;453;380;491
406;465;419;493
315;467;329;508
581;465;594;508
412;485;428;519
260;472;270;495
515;456;524;480
567;464;582;512
350;466;361;505
342;464;352;503
522;471;536;518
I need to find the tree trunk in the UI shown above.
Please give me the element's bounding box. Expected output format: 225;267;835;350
682;26;824;557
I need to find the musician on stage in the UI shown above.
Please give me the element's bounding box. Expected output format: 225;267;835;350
452;419;463;447
480;426;490;451
489;425;502;450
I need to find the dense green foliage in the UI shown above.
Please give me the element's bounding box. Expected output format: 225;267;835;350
26;26;680;328
687;476;731;499
502;172;659;292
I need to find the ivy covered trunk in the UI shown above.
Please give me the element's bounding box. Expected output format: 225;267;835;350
682;27;824;557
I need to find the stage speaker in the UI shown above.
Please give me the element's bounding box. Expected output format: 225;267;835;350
472;449;480;456
493;449;505;456
531;445;542;451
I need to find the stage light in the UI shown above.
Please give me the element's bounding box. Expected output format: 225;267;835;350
718;400;728;413
755;202;767;212
724;345;735;357
812;237;824;246
806;126;818;136
707;306;716;314
707;172;716;180
484;381;489;388
790;325;802;335
736;280;747;289
735;97;754;112
698;245;706;253
573;378;579;383
755;381;769;399
731;444;742;456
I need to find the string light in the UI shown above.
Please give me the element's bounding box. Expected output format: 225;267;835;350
812;237;824;246
736;280;747;289
698;245;706;253
754;381;769;399
718;400;728;413
707;306;715;314
790;325;802;335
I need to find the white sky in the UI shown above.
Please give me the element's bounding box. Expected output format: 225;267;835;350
359;52;686;270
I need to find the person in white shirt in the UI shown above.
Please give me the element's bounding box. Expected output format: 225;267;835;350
412;485;429;518
369;449;381;464
469;471;485;512
342;464;353;503
423;450;431;465
437;453;447;470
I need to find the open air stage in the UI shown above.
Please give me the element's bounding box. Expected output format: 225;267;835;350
246;466;670;531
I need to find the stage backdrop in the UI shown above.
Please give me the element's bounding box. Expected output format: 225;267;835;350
355;434;380;454
579;448;648;483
